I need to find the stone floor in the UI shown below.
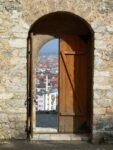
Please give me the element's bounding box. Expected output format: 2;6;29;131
0;141;113;150
32;133;89;141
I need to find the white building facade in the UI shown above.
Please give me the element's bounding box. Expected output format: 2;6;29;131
36;74;58;111
36;90;58;111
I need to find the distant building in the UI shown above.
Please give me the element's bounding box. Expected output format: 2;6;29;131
36;89;58;111
48;89;58;111
36;72;58;111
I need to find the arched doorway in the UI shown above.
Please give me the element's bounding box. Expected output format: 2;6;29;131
36;38;59;132
27;11;94;139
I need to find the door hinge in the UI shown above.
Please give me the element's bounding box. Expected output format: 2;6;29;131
27;51;31;55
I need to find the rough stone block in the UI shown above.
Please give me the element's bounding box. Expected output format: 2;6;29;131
94;26;107;33
10;57;26;65
0;93;13;100
94;83;111;90
95;40;107;49
94;70;110;77
106;25;113;33
94;108;106;115
9;39;27;48
95;33;104;40
0;113;8;123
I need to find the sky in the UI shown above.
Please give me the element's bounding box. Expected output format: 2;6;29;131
39;39;59;56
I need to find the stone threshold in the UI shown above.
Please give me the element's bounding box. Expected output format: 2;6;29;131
35;127;57;133
31;133;90;141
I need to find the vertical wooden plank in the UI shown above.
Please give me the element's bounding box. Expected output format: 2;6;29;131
59;38;66;132
59;36;77;132
59;35;89;133
74;38;88;131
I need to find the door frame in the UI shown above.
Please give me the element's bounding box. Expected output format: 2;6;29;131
27;33;93;138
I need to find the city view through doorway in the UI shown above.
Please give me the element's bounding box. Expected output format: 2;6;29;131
36;39;59;132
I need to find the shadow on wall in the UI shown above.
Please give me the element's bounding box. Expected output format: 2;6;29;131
93;114;113;143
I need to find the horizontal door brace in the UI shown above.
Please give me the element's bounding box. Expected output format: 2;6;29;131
64;51;88;55
60;112;87;116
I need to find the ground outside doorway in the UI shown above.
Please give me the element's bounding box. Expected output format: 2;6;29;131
0;141;112;150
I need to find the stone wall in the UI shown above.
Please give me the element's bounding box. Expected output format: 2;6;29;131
0;0;28;139
0;0;113;141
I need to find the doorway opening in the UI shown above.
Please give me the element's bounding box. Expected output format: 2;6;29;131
27;11;94;139
36;39;59;132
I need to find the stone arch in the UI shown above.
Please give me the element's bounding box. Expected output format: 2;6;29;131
29;11;94;37
27;11;94;138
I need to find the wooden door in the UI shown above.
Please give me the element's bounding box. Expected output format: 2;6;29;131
59;35;89;133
